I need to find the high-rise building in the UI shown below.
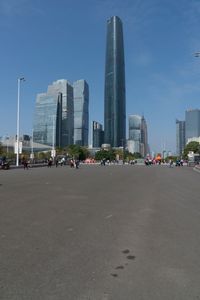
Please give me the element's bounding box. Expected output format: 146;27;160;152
73;80;89;146
104;16;126;147
33;79;74;147
47;79;74;147
185;109;200;142
176;119;185;156
92;121;104;148
128;115;148;157
141;116;148;156
127;140;140;155
33;93;62;147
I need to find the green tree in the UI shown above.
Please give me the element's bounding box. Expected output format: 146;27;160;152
165;155;178;163
95;149;116;161
0;142;3;155
125;151;135;161
183;141;200;158
66;145;89;160
133;152;142;159
55;147;64;155
37;151;48;160
80;147;90;160
115;148;124;160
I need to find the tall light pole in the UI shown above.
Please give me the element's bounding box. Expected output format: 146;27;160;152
16;77;25;166
6;134;9;155
31;128;34;160
51;115;56;159
52;115;55;151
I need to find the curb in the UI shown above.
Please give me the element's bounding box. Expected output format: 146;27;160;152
9;164;48;170
193;166;200;173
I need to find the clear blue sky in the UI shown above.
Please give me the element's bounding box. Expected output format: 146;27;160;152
1;0;200;153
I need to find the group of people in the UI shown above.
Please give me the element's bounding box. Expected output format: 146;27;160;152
55;157;65;167
169;159;184;167
145;158;185;167
47;157;80;169
70;159;79;169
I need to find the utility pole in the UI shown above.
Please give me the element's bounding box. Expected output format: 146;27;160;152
16;77;25;166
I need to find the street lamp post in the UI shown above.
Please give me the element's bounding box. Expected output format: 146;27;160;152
16;77;25;167
6;134;9;155
30;128;34;161
51;115;56;159
52;115;55;152
121;138;125;163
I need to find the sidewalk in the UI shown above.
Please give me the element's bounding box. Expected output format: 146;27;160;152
194;164;200;173
9;163;48;170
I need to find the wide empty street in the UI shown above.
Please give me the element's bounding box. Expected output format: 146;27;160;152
0;164;200;300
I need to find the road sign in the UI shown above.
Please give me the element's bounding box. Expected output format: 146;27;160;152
51;149;56;157
14;142;22;154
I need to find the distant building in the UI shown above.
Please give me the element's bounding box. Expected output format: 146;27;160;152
176;119;185;156
47;79;74;147
141;116;148;157
73;80;89;146
104;16;126;147
33;80;74;147
128;115;148;157
92;121;104;148
127;140;140;154
187;137;200;144
33;79;89;148
185;109;200;143
33;92;63;147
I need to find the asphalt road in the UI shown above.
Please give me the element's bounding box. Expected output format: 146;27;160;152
0;164;200;300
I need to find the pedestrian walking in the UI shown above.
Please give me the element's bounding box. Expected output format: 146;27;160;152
22;157;29;170
55;158;59;167
169;159;173;168
75;159;79;169
48;157;53;167
70;159;74;168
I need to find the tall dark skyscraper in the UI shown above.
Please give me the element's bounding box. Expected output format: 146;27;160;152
104;16;126;147
185;109;200;142
92;121;104;148
73;80;89;146
176;119;185;156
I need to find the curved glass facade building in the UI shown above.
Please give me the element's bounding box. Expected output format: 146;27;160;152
33;79;74;148
128;115;148;157
104;16;126;147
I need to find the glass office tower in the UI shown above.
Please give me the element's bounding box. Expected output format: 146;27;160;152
185;109;200;142
73;80;89;146
47;80;74;147
128;115;148;157
33;93;62;147
104;16;126;147
92;121;104;148
141;116;148;157
33;79;74;148
176;119;185;156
